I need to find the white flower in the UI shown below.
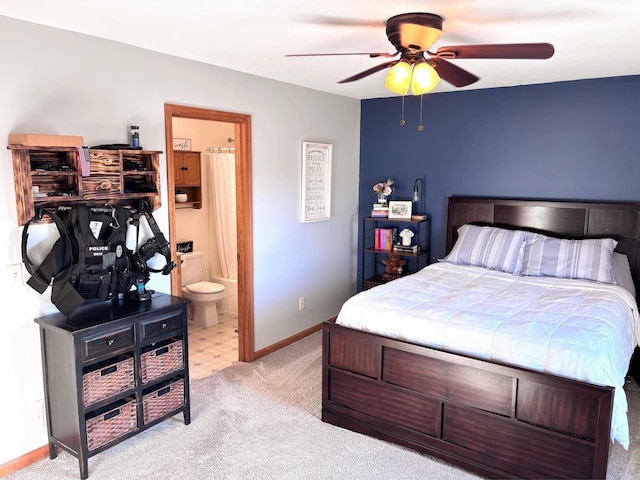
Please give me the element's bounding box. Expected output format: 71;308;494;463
373;179;394;196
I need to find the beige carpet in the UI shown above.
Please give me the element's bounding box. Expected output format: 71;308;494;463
5;331;640;479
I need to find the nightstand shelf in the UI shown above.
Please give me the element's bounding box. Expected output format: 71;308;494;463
361;216;431;290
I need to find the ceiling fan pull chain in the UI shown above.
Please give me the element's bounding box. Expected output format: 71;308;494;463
400;95;406;126
417;95;425;131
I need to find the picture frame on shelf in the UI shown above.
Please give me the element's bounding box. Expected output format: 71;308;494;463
301;141;332;223
388;200;412;219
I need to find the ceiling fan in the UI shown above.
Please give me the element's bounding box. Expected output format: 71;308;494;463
287;12;555;94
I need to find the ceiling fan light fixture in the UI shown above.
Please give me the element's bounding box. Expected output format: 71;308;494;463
384;61;412;95
411;62;440;95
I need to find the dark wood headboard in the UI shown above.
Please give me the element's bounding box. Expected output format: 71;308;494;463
447;196;640;280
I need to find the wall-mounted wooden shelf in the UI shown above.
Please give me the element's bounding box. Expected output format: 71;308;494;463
8;145;162;225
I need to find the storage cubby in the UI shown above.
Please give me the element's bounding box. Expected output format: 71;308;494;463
8;144;162;225
174;150;202;209
361;216;431;290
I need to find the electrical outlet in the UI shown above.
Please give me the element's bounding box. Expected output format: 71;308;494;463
6;263;23;285
298;297;305;311
34;399;46;431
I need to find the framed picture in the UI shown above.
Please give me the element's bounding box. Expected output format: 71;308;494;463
173;138;192;150
301;141;332;223
388;200;412;220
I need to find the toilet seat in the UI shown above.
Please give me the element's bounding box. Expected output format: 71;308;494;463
185;281;225;294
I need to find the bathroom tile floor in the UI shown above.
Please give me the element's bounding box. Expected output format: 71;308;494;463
187;311;239;381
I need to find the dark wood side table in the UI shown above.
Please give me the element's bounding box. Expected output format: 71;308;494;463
35;292;190;479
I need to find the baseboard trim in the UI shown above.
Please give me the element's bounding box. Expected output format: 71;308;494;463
0;445;48;477
254;321;323;360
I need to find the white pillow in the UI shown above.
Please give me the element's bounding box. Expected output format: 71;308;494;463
612;252;635;297
517;233;618;284
442;224;527;274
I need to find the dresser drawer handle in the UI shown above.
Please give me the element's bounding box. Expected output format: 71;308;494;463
103;408;121;421
155;346;169;357
107;339;114;346
157;386;171;397
98;180;112;190
101;365;117;376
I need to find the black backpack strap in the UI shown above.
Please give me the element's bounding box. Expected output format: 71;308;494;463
136;200;176;275
21;208;74;292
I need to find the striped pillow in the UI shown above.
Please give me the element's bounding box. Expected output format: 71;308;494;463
443;224;527;273
517;233;618;284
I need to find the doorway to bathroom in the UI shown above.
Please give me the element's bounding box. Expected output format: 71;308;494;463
164;104;255;378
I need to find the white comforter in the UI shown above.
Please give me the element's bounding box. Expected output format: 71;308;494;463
337;262;640;448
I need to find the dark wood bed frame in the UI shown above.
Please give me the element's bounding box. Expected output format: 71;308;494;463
322;196;640;479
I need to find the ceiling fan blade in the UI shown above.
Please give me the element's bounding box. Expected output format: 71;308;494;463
427;57;479;87
286;51;397;58
436;43;554;59
296;15;384;28
338;60;400;84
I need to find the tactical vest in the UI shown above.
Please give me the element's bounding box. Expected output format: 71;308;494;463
67;204;132;302
23;202;174;316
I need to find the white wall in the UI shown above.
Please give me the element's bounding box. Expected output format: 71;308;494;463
0;16;360;464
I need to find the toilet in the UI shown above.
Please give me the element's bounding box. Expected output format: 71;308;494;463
179;251;226;327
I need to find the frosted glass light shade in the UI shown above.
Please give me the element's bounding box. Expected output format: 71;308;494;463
384;61;412;95
411;62;440;95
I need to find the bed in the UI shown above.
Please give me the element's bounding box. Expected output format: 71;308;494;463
322;196;640;479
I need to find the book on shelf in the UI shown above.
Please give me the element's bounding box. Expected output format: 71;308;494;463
374;227;398;251
372;202;389;209
371;210;389;218
393;244;418;253
371;203;389;217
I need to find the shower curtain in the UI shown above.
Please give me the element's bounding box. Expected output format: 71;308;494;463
205;149;238;280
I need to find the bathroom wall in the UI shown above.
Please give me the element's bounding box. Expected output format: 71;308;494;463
173;118;236;312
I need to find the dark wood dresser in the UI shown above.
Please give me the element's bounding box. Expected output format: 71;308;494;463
35;292;190;479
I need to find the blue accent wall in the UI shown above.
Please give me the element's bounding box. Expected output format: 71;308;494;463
359;75;640;282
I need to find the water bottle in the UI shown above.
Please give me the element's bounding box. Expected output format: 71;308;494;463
130;125;140;148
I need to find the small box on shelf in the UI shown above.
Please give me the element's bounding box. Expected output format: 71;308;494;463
381;272;404;282
9;133;84;147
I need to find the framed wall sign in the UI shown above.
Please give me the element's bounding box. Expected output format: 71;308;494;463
301;141;332;223
173;138;192;150
388;200;412;219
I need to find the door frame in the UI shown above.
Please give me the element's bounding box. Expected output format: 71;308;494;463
164;103;254;362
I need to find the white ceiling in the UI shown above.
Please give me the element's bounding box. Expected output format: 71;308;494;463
2;0;640;99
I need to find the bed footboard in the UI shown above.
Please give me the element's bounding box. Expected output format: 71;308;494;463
322;319;614;479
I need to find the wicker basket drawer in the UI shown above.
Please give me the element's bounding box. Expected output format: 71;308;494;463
83;357;135;406
86;398;137;452
143;379;185;425
141;339;184;384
